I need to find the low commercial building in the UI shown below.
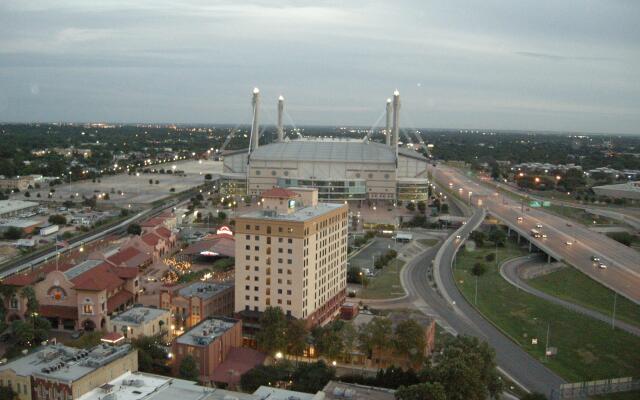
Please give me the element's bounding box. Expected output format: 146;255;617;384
108;306;171;339
0;343;137;400
0;219;42;235
592;181;640;201
76;371;259;400
160;282;234;331
171;317;245;385
0;200;39;218
320;381;395;400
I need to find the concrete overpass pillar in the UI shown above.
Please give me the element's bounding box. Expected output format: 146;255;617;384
528;241;532;252
507;227;511;237
547;254;551;264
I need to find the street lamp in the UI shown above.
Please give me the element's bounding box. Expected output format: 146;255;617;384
468;191;473;206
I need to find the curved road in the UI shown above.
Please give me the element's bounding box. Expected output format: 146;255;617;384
500;256;640;337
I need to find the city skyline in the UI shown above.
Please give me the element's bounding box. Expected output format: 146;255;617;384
0;0;638;134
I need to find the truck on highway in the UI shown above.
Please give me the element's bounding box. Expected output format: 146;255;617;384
530;229;542;238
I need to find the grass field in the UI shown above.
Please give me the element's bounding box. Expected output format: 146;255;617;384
418;238;439;247
358;259;406;299
545;204;617;226
528;267;640;329
454;240;640;382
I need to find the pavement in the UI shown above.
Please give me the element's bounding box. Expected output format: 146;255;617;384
500;255;640;337
429;164;640;305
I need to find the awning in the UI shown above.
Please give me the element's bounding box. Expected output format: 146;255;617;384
107;290;134;313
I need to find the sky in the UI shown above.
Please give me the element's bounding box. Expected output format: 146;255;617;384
0;0;638;134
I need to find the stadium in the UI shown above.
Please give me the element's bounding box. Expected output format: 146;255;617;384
220;90;430;202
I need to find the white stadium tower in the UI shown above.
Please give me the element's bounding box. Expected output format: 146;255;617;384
220;89;430;202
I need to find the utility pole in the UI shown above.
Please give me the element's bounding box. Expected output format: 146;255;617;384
545;322;550;361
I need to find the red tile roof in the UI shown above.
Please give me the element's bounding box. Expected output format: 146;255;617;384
113;267;139;279
141;232;162;247
39;305;77;320
107;290;134;312
155;226;172;239
106;247;150;269
210;347;266;385
3;262;73;287
260;187;297;198
140;217;167;228
182;237;235;258
101;332;125;343
71;262;124;291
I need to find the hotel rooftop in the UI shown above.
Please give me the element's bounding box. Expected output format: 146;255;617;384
175;317;237;347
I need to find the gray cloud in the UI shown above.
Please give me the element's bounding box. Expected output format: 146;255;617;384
0;0;638;134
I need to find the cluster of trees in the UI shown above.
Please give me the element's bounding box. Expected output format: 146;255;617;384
48;214;67;225
0;286;52;358
606;232;634;247
256;308;427;368
374;249;398;269
132;335;171;376
240;360;335;393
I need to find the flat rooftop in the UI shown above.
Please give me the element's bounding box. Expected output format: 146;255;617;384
110;307;169;326
178;282;233;300
176;317;237;347
322;381;395;400
238;203;344;223
0;219;41;228
77;371;259;400
0;200;39;214
253;386;318;400
0;344;132;383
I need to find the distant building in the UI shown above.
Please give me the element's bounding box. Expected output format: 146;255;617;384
0;219;41;235
108;306;171;339
0;200;39;218
159;282;234;330
171;317;265;386
234;188;347;329
0;343;137;400
0;177;36;192
592;181;640;201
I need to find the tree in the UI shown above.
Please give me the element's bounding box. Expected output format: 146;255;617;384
21;286;38;315
488;228;506;246
358;317;392;358
395;382;446;400
217;211;227;220
286;319;309;357
432;336;502;400
240;363;293;392
406;202;416;212
48;214;67;225
417;201;426;213
256;307;288;355
0;385;18;400
204;173;212;180
178;355;199;381
24;191;30;198
127;223;142;236
469;231;485;247
393;319;426;365
347;267;364;284
607;232;632;247
471;262;486;277
440;203;449;214
313;321;347;361
3;227;22;240
290;361;336;393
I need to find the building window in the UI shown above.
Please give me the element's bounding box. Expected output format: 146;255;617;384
256;170;261;175
288;238;293;244
284;171;289;176
245;225;250;230
245;245;250;250
9;296;18;309
82;304;94;314
271;170;276;176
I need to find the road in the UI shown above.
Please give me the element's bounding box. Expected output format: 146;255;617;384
500;256;640;337
359;212;565;395
429;164;640;304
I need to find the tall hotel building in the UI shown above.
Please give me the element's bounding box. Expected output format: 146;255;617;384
234;187;348;327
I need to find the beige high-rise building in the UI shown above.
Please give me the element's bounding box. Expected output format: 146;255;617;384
234;187;347;327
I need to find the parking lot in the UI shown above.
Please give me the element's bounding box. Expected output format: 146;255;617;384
24;159;222;206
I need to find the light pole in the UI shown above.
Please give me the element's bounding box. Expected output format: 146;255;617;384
612;292;618;330
468;191;473;206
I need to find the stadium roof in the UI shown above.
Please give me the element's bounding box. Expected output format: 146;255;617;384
238;140;426;163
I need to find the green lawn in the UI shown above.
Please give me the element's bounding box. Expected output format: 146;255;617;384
528;267;640;329
358;259;406;299
418;238;439;247
454;241;640;382
545;204;617;226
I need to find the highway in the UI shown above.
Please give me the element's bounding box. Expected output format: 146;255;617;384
429;164;640;305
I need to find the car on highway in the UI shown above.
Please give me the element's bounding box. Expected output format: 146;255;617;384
517;216;523;222
565;240;573;246
541;233;548;238
455;235;461;241
535;223;543;229
598;262;608;269
591;255;601;262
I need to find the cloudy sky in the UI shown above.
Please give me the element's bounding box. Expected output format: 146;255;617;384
0;0;638;134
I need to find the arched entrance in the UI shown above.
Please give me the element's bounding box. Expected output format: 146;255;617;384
83;319;96;332
100;318;107;330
